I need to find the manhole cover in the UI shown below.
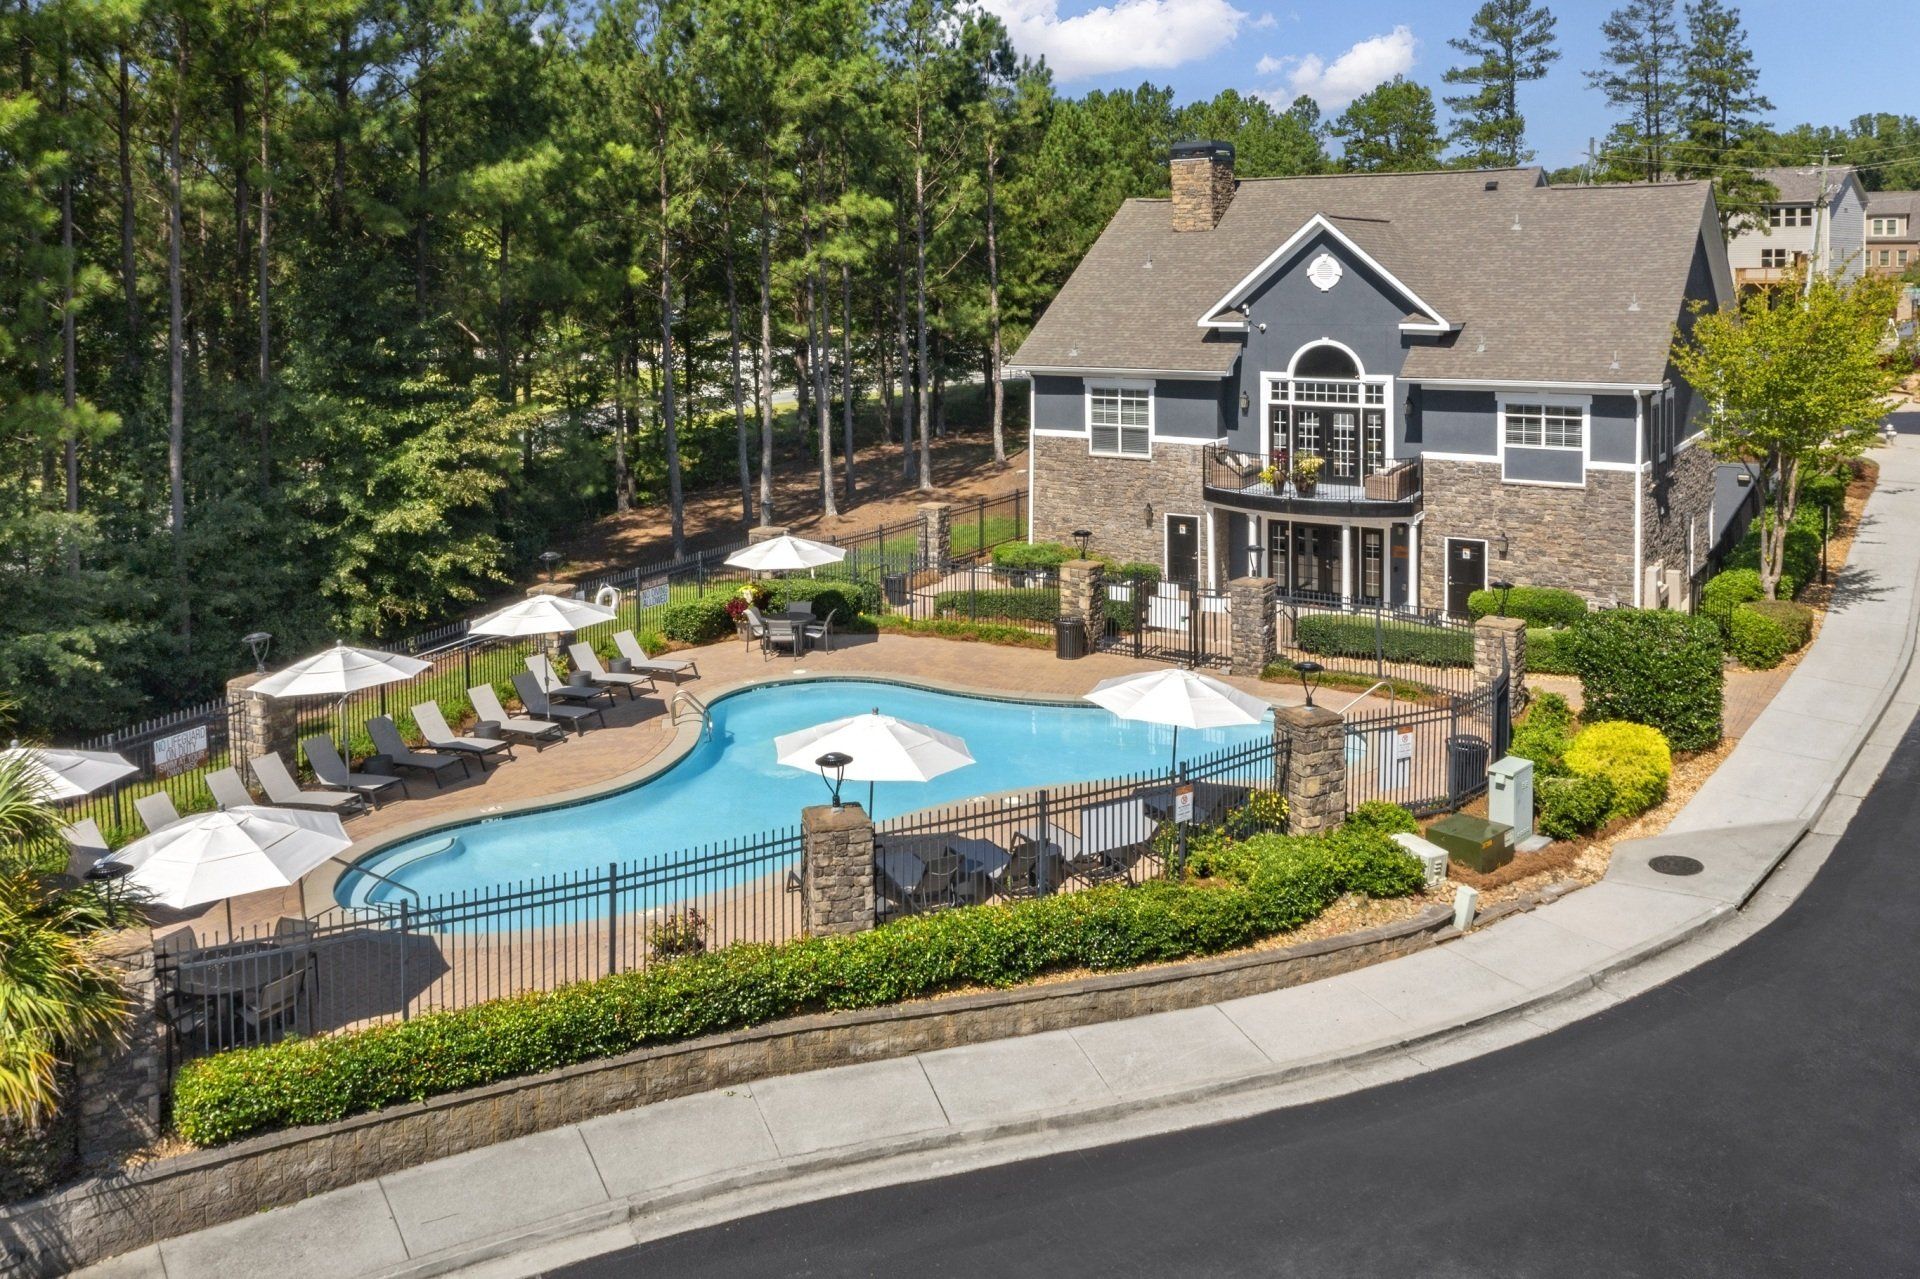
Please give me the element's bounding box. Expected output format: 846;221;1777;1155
1648;854;1704;877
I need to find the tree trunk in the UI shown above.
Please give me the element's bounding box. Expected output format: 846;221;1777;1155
612;329;630;513
167;26;190;649
876;294;895;447
840;263;855;503
755;197;775;526
656;117;684;557
59;40;78;560
895;221;915;478
984;139;1006;465
497;215;513;404
117;46;139;377
330;27;349;231
257;61;272;491
414;51;431;313
724;219;752;521
912;153;933;491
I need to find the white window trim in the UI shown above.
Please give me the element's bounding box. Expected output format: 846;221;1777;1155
1197;214;1456;334
1260;365;1396;466
1442;537;1491;617
1496;393;1591;488
1085;380;1154;459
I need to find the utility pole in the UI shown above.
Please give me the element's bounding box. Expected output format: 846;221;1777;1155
1586;137;1597;184
1808;151;1832;297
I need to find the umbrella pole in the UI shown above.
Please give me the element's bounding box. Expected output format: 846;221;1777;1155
868;779;875;818
226;897;235;944
1170;725;1179;776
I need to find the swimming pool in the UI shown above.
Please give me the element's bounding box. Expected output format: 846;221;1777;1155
334;678;1272;907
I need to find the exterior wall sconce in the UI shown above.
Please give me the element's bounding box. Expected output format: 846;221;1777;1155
1497;533;1511;559
1145;501;1154;527
1239;391;1250;414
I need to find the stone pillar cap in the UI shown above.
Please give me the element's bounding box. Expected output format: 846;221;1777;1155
1475;614;1527;632
525;581;577;598
802;802;872;831
1275;702;1343;728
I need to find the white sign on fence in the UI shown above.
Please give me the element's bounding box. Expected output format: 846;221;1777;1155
1172;783;1195;825
151;725;209;778
638;583;670;608
1378;724;1414;791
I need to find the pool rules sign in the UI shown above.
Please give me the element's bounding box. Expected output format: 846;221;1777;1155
1172;784;1195;824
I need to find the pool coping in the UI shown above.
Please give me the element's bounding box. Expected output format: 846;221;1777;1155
309;668;1294;910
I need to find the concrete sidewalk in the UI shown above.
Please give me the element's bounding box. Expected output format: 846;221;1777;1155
84;436;1920;1279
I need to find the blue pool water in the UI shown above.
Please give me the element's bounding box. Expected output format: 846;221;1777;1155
334;678;1271;907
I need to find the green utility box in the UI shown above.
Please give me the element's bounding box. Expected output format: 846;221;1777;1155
1425;814;1514;874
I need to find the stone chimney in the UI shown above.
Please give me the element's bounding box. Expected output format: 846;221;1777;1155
1170;139;1235;232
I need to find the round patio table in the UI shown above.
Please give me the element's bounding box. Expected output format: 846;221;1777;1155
173;945;303;998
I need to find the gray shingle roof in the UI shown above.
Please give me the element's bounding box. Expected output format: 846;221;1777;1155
1011;168;1719;387
1864;189;1920;221
1754;165;1856;205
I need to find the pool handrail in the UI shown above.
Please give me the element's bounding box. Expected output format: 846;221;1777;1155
671;690;714;741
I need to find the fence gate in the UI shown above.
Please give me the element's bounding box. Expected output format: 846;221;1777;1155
1101;578;1232;668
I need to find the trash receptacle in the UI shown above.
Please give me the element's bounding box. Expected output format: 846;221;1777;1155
1054;618;1087;660
1445;734;1490;801
882;573;908;608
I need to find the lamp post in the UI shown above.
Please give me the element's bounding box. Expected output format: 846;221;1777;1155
1295;660;1324;708
1073;529;1093;559
1491;579;1514;618
815;751;852;809
538;550;563;583
242;631;272;673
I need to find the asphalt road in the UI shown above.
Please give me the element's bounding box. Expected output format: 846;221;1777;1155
562;725;1920;1278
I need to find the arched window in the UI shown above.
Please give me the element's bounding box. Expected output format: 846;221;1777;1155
1291;343;1360;379
1267;343;1386;485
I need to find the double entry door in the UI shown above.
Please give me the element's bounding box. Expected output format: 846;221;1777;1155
1266;520;1388;604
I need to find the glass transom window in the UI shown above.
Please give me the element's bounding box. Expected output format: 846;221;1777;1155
1504;403;1583;450
1089;386;1150;457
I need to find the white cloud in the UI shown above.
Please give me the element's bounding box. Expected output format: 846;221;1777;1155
979;0;1249;81
1256;24;1416;110
1250;11;1276;28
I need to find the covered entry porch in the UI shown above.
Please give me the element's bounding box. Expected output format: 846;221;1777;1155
1211;508;1420;609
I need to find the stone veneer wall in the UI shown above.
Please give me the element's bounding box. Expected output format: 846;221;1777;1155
1417;458;1638;609
1642;443;1718;594
1031;434;1207;568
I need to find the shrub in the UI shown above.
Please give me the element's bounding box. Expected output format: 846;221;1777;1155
768;578;883;620
648;909;708;959
1728;600;1814;669
1293;615;1473;666
1345;800;1419;837
1699;568;1765;637
1797;465;1848;515
1525;626;1577;675
1564;721;1671;820
1526;691;1575;733
872;613;1052;649
659;595;733;644
991;541;1073;572
634;627;669;657
1219;789;1290;839
1566;609;1723;750
1466;585;1588;628
171;825;1425;1146
1509;693;1576;777
931;587;1058;623
1535;773;1615;840
1109;561;1161;586
1725;522;1813;599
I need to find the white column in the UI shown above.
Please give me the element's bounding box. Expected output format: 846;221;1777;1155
1407;519;1420;612
1340;525;1354;605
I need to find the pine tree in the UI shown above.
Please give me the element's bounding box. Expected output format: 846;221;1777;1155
1442;0;1561;167
1587;0;1685;182
1333;77;1444;172
1675;0;1773;232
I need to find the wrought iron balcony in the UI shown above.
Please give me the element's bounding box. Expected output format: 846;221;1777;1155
1203;449;1421;518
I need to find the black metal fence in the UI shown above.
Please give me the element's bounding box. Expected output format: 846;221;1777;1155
59;700;240;847
873;735;1289;922
1100;578;1233;668
901;561;1060;636
156;824;805;1064
1276;595;1477;696
1344;668;1510;817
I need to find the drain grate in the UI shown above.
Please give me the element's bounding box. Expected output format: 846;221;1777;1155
1648;854;1704;877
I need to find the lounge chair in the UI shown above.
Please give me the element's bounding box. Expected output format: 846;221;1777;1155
413;701;513;767
251;752;366;815
525;654;617;708
366;716;467;788
301;737;405;809
567;642;654;701
205;767;254;811
513;672;605;733
468;685;567;750
134;792;182;834
59;819;109;885
612;630;697;683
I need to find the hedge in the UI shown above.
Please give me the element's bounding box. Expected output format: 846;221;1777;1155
931;587;1058;624
872;613;1053;649
171;825;1424;1146
1525;627;1577;675
1699;568;1766;637
1564;721;1671;821
1566;609;1723;751
1536;774;1615;840
768;578;883;620
1292;615;1474;666
659;595;733;644
1509;692;1575;778
1466;586;1588;629
1728;600;1814;670
990;541;1074;572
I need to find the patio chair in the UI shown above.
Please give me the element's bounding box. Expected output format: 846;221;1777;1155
301;737;406;809
468;685;568;750
744;606;803;660
205;766;254;811
134;792;182;834
238;966;307;1035
1003;832;1073;899
59;819;109;885
251;751;366;815
413;701;514;768
567;642;655;701
512;672;605;734
525;654;617;708
366;716;466;789
613;630;698;684
804;608;841;654
911;853;961;912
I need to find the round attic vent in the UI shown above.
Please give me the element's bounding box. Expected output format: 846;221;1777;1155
1307;252;1343;292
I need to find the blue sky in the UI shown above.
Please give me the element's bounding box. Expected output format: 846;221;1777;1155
978;0;1909;169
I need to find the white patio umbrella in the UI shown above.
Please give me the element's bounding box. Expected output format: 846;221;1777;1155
724;534;847;575
774;710;974;816
0;743;137;800
1083;669;1270;770
251;642;431;698
105;806;350;932
468;593;617;638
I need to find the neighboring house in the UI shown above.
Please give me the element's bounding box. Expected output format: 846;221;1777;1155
1009;143;1733;615
1863;190;1919;324
1726;164;1867;287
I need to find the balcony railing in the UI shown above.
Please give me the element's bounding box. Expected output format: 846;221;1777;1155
1204;449;1421;512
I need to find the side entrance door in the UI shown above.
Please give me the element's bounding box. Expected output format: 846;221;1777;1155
1166;514;1201;583
1445;538;1487;616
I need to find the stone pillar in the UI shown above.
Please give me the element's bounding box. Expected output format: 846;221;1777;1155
1227;576;1277;677
76;931;166;1169
1059;559;1106;640
802;803;876;936
1474;615;1528;701
227;669;299;788
917;503;951;575
1276;704;1347;835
